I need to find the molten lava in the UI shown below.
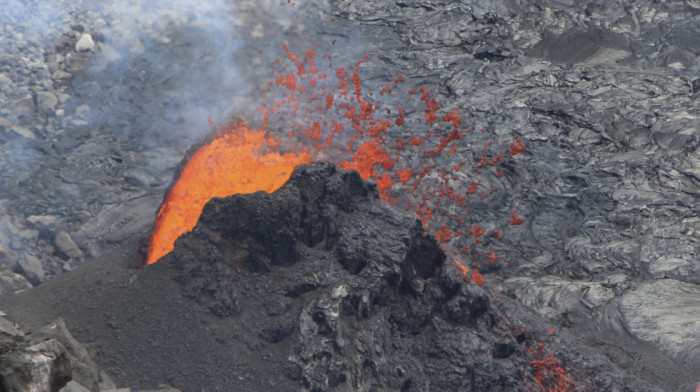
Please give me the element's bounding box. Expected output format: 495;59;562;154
147;38;526;283
146;122;310;264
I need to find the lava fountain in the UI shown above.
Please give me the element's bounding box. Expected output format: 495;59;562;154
146;121;310;264
146;38;526;286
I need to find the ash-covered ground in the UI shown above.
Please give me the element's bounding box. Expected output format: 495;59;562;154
0;0;698;391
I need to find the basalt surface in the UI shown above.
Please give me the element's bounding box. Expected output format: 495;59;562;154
0;162;661;391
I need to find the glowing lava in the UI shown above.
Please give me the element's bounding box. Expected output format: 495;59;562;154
147;38;526;283
146;121;310;264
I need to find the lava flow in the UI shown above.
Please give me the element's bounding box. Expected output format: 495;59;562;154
147;38;527;284
145;122;310;264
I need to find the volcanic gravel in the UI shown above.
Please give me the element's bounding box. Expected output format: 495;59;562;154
0;0;698;391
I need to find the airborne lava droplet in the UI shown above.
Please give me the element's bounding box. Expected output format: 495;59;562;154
509;211;526;226
509;136;526;155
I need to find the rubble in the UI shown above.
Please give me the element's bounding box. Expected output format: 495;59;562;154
0;314;180;392
75;34;95;53
0;317;103;391
55;230;84;260
0;270;33;297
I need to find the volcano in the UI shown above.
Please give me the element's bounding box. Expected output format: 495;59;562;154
0;162;661;391
1;0;698;391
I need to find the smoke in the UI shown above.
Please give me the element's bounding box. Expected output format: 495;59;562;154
2;0;345;147
90;0;335;145
95;0;249;144
0;0;66;41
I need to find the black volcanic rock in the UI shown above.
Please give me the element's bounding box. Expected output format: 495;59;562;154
0;162;660;391
166;162;444;318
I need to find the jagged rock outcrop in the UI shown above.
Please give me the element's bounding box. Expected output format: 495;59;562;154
0;317;114;392
0;315;180;392
0;162;661;391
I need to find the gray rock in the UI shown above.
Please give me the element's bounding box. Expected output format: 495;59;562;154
12;96;34;116
66;116;89;128
56;92;71;104
0;338;72;392
0;317;23;337
620;279;700;368
0;243;13;264
64;53;92;73
75;34;95;53
75;104;90;119
26;214;59;229
648;255;698;281
34;318;100;391
15;254;44;285
501;276;616;319
36;91;58;115
0;317;130;392
0;117;12;131
0;74;14;93
52;69;72;82
55;230;83;259
0;270;33;297
60;380;91;392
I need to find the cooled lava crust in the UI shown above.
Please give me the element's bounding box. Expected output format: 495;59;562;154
0;162;659;391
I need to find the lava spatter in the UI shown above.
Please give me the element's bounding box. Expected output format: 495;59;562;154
148;39;526;283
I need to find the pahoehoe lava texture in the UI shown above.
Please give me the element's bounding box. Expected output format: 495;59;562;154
1;162;660;391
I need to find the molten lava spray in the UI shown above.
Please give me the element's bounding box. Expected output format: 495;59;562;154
140;29;574;391
146;121;310;264
147;38;526;277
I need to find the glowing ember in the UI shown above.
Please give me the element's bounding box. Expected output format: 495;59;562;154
527;341;573;392
509;211;526;226
146;121;310;264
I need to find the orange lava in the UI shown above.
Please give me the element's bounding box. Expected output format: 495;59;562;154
147;37;527;289
145;122;310;264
